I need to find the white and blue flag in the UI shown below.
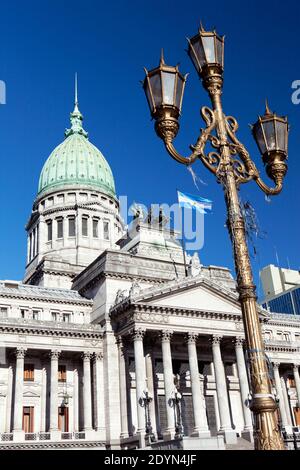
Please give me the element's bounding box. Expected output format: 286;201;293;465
177;190;212;214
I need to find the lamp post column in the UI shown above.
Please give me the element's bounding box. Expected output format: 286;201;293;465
203;75;284;449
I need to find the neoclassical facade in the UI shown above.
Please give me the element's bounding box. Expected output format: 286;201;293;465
0;96;299;450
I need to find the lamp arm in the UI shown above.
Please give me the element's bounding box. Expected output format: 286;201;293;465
163;105;217;169
253;175;283;195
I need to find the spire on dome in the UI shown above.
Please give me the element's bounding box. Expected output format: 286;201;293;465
65;73;88;138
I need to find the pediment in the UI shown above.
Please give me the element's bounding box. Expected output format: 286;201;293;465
23;390;40;398
139;281;241;315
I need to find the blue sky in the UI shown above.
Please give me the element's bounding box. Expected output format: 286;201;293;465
0;0;299;298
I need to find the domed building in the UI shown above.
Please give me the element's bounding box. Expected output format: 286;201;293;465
0;87;299;450
24;97;123;288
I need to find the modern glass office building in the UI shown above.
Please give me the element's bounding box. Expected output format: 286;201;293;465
262;286;300;315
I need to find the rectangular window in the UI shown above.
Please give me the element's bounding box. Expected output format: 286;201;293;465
58;365;66;382
32;310;39;320
0;307;8;318
51;312;59;322
47;220;52;241
288;375;296;388
103;221;109;240
82;216;88;237
62;313;70;323
58;406;69;432
57;194;64;204
21;309;27;319
57;218;63;239
93;219;99;238
24;364;34;382
23;406;34;433
68;217;75;237
225;363;234;376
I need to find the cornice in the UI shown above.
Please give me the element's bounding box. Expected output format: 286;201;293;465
0;319;102;339
111;302;242;323
0;291;92;307
264;343;299;353
0;441;106;450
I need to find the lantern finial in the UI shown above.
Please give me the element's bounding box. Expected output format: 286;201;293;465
160;48;165;66
199;21;205;32
265;99;272;116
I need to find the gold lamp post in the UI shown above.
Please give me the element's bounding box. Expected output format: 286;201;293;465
143;25;289;450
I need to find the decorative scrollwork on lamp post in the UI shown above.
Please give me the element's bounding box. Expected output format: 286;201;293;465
142;24;289;450
140;389;155;442
170;385;184;438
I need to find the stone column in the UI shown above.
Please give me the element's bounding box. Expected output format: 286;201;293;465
117;338;129;439
186;332;210;437
132;328;146;440
234;338;253;441
145;345;157;438
73;368;79;432
161;330;175;439
92;352;105;438
211;335;236;444
281;375;293;427
49;350;60;440
40;366;47;432
82;352;93;437
6;365;13;433
13;348;26;441
293;364;300;407
273;362;288;429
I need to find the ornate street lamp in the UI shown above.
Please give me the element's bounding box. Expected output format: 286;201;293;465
170;387;184;437
143;24;289;450
140;389;154;439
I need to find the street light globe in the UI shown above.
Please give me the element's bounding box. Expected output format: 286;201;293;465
143;51;187;141
252;102;289;183
187;24;224;77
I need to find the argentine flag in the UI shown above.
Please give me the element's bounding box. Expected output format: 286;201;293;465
177;191;212;214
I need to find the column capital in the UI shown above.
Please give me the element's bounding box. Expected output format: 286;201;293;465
15;347;26;359
131;328;146;342
293;363;300;371
272;361;280;370
211;335;222;346
93;351;104;362
160;330;173;343
49;349;61;360
234;337;245;348
82;351;92;361
185;332;198;344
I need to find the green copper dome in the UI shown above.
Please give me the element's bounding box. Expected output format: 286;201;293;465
38;98;116;198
